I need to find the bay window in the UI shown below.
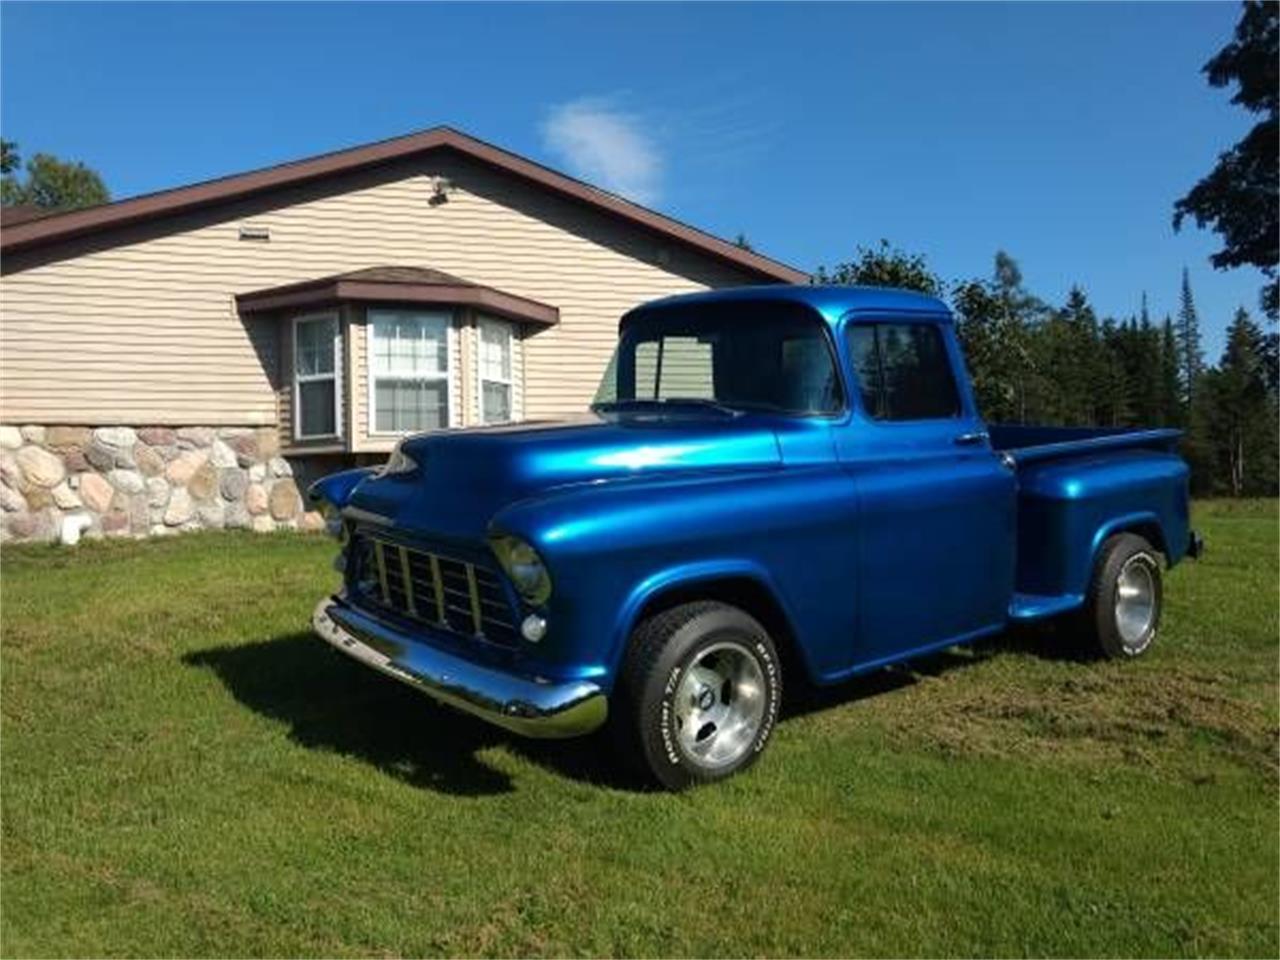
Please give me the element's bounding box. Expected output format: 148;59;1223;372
293;314;341;439
478;318;514;423
368;309;451;434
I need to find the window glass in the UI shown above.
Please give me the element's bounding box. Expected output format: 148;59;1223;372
372;314;446;376
295;316;339;437
375;380;447;433
299;380;336;436
478;319;514;424
846;326;883;417
594;304;841;415
369;310;450;433
296;316;336;377
846;322;960;421
480;322;512;381
482;381;511;423
629;336;715;400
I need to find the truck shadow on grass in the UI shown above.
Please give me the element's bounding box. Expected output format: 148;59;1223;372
184;625;1080;796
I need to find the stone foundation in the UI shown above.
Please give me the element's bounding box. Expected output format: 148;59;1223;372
0;424;327;544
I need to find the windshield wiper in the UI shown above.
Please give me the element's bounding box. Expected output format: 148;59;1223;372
591;397;742;417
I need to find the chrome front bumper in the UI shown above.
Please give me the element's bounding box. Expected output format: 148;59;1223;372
312;597;608;739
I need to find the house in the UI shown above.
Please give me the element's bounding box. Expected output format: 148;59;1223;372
0;127;805;542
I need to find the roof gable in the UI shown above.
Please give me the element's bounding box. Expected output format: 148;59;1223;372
0;127;807;284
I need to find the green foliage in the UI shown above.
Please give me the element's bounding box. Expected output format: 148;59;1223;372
0;139;19;175
733;232;755;251
1;511;1276;956
1177;268;1206;403
1195;308;1279;495
816;239;944;296
0;141;109;211
1173;1;1278;318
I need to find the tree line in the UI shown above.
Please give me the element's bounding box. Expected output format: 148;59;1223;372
819;241;1278;497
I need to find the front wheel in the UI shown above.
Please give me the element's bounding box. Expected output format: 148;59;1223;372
615;601;782;790
1081;532;1164;659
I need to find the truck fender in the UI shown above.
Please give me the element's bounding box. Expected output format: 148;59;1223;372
1089;511;1168;571
608;558;811;680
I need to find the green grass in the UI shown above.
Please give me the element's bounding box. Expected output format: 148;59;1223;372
2;501;1277;957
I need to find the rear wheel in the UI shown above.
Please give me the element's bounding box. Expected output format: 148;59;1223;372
1081;533;1163;659
614;601;782;790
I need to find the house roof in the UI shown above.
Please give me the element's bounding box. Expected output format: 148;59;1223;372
0;205;49;227
235;265;560;326
0;127;809;284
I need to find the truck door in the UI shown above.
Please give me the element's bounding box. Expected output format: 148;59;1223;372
835;316;1016;670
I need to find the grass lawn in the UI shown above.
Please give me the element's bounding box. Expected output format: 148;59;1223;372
1;500;1276;957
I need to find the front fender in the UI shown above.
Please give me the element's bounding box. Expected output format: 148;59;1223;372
607;558;810;680
307;467;376;511
491;466;860;689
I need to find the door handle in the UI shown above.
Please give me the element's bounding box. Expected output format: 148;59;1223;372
953;431;990;446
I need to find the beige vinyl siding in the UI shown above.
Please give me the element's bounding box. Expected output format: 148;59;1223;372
634;336;715;399
0;153;756;430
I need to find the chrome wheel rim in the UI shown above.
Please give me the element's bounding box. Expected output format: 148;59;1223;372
1114;555;1157;651
674;641;766;769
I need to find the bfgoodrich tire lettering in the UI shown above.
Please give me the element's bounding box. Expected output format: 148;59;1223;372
615;601;782;790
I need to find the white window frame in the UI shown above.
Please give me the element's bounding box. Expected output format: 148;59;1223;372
292;312;342;440
366;308;454;436
477;317;515;424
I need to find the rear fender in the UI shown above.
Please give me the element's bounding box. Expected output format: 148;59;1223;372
1090;511;1169;568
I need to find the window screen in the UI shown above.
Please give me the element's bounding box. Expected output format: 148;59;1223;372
846;323;960;420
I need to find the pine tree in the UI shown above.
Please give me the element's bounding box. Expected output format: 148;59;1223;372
1159;316;1182;426
1203;307;1277;495
1177;268;1205;402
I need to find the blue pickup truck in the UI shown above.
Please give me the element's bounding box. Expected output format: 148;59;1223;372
310;285;1202;789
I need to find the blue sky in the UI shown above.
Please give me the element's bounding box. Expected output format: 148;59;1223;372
1;1;1264;358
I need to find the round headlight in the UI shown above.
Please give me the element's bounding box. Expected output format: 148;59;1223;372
490;534;552;606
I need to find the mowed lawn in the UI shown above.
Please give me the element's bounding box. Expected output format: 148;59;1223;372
1;501;1276;958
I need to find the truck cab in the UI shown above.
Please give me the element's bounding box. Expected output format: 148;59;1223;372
311;285;1200;789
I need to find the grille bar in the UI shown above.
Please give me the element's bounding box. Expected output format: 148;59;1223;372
397;546;417;618
365;535;517;645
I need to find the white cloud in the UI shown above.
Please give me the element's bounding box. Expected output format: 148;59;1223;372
541;98;661;206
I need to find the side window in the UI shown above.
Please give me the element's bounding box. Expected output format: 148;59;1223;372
846;322;961;421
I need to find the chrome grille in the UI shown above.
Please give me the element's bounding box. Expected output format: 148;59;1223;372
355;534;518;646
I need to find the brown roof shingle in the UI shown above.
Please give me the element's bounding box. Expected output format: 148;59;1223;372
235;264;560;326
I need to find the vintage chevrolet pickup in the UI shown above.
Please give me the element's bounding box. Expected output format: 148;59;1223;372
309;285;1203;789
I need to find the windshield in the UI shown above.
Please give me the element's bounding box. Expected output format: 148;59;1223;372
592;301;843;416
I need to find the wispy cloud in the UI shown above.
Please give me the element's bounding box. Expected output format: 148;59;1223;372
541;98;662;206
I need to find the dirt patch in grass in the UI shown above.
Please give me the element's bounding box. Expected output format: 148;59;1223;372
876;662;1278;781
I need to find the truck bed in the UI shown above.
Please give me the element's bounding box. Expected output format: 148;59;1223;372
989;424;1182;464
990;424;1191;622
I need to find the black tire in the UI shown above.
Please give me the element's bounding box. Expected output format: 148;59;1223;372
1080;532;1164;659
613;601;782;790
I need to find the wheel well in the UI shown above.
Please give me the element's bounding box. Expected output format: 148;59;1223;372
632;576;809;685
1107;520;1168;561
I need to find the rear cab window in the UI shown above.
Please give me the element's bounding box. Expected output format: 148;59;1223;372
846;321;961;420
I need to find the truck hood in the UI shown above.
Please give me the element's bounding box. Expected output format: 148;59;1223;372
342;414;783;541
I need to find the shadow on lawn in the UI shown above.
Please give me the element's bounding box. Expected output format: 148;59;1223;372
183;633;632;796
185;624;1078;795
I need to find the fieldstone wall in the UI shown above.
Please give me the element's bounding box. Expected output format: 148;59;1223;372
0;424;326;544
